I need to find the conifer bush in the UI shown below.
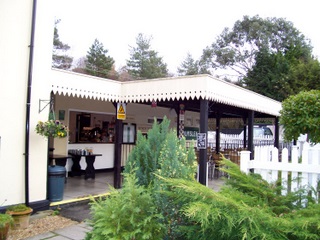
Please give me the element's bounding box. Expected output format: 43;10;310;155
85;173;165;240
124;117;196;186
159;159;320;239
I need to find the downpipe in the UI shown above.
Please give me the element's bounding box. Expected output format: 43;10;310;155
24;0;37;206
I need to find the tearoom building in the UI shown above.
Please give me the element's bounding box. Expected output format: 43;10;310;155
0;0;282;212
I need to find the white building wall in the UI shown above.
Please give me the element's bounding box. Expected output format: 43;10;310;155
0;0;54;205
0;0;33;206
28;0;55;203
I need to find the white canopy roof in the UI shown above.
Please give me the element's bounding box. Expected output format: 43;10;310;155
50;69;282;117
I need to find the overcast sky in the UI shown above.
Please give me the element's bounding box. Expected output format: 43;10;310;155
54;0;320;75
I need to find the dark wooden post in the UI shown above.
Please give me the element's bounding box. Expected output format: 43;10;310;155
113;102;123;189
274;117;279;149
175;107;180;138
199;99;208;185
242;117;247;149
247;111;254;159
215;112;221;153
114;118;123;189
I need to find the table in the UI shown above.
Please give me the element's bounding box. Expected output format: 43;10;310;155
69;153;102;179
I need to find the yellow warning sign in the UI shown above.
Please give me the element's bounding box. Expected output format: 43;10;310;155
118;104;125;113
117;103;126;120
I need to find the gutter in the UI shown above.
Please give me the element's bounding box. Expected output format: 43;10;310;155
25;0;37;206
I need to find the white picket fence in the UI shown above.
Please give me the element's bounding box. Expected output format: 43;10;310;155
207;132;275;150
240;142;320;198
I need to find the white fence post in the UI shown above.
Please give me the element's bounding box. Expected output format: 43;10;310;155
240;150;251;174
281;148;289;195
290;145;299;191
269;147;279;183
307;143;320;199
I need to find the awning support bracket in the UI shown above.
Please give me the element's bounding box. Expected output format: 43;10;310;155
38;99;51;113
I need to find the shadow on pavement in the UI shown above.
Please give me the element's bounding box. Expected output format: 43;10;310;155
58;200;92;222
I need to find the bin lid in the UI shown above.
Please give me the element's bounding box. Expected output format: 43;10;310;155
48;165;66;173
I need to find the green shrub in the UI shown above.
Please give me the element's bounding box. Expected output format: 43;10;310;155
157;159;320;239
86;117;197;239
123;117;197;238
0;213;13;228
124;116;196;187
85;173;165;240
6;204;31;213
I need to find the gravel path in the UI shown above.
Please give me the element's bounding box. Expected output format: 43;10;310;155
7;214;78;239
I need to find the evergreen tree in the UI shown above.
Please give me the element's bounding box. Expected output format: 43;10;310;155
178;53;210;76
52;19;73;70
242;48;292;101
126;33;168;79
85;39;115;78
242;45;320;101
177;53;200;76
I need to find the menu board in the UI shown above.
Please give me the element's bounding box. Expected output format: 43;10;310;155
197;133;207;149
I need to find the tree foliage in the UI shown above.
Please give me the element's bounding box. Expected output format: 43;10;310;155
52;19;73;70
126;33;168;79
177;53;210;76
242;49;291;101
85;39;115;78
201;15;313;82
280;90;320;143
242;44;320;101
287;54;320;92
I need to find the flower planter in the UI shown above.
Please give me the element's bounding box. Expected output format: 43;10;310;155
0;213;13;240
36;119;68;138
0;222;10;240
6;206;33;230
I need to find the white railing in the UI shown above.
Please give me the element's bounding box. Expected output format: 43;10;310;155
121;144;135;167
240;142;320;198
208;132;275;150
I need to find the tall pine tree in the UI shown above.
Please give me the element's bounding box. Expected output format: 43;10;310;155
52;19;73;70
126;33;168;80
177;53;210;76
85;39;115;78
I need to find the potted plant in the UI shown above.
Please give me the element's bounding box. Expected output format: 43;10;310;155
0;213;13;240
6;204;33;230
35;119;68;138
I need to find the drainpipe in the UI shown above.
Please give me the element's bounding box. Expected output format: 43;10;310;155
24;0;37;206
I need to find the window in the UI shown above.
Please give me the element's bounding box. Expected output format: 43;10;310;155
123;123;136;144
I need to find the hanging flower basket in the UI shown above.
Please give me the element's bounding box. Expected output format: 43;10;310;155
35;119;68;138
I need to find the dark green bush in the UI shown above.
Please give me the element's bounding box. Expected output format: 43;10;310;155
158;159;320;239
85;173;165;240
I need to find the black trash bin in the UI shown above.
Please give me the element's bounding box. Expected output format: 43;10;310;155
48;165;66;202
